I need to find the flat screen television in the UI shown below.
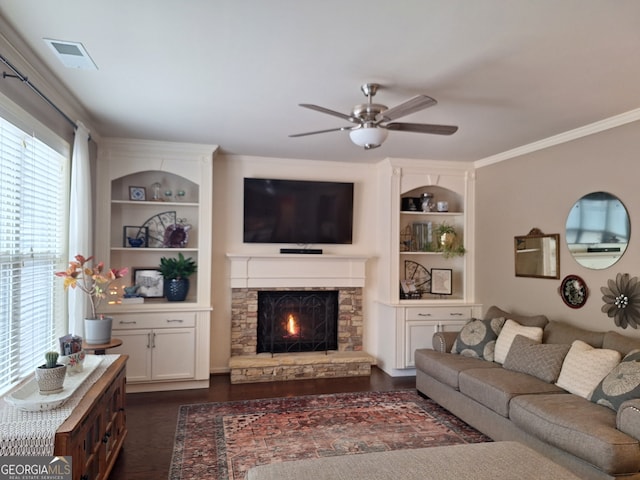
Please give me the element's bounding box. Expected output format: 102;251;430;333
243;178;354;244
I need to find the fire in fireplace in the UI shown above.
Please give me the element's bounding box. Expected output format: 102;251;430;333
257;290;339;354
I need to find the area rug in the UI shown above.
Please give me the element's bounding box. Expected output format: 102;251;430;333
168;390;490;480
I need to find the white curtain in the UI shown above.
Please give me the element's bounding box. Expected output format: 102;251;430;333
68;121;92;335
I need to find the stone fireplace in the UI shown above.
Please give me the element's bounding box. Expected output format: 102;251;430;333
227;254;374;383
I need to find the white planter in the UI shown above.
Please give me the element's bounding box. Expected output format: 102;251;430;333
34;365;67;395
84;317;113;344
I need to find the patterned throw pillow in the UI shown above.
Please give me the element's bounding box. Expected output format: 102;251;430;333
556;340;621;399
503;335;571;383
590;349;640;411
452;317;506;362
494;319;544;364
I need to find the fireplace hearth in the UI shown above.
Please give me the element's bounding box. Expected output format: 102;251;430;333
257;290;338;354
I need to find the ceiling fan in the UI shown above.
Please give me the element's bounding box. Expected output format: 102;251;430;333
289;83;458;150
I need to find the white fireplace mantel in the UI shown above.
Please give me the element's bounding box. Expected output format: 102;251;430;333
226;253;371;288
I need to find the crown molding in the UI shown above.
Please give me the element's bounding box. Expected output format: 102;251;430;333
474;108;640;169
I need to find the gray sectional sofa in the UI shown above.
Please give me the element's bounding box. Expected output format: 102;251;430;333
415;306;640;480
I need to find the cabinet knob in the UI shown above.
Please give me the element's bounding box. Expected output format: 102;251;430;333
450;312;463;316
418;313;432;317
102;431;111;443
166;319;184;323
119;320;137;325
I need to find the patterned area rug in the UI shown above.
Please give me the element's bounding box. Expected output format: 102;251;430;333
168;390;490;480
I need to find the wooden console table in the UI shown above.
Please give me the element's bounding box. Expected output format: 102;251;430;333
54;355;128;480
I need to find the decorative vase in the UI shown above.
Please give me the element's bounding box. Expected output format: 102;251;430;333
164;278;189;302
439;232;456;249
421;193;434;212
84;317;113;344
35;364;67;395
60;350;86;373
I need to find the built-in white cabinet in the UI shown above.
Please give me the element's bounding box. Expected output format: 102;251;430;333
375;159;480;376
403;306;472;367
95;138;217;392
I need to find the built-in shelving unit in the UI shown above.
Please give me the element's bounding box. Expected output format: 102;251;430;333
374;158;481;376
95;138;217;392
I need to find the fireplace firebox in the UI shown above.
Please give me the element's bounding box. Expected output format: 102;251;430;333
257;290;339;354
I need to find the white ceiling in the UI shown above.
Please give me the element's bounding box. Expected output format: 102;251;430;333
1;1;640;163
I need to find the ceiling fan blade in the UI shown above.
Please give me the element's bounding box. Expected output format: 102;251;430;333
385;122;458;135
376;95;437;122
299;104;358;123
289;126;353;138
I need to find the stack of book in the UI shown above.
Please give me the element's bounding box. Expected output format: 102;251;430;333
412;222;433;252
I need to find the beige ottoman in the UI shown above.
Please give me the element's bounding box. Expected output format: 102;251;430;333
246;441;581;480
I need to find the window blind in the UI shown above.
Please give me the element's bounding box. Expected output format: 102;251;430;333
0;115;68;394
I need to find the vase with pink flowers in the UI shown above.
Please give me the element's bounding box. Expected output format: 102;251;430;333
55;254;128;344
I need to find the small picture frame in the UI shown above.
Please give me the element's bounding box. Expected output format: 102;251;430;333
129;186;147;201
430;268;453;295
123;226;149;248
133;268;164;298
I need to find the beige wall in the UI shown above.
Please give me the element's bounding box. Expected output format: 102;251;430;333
475;120;640;336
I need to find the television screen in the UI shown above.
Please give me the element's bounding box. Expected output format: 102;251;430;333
243;178;354;244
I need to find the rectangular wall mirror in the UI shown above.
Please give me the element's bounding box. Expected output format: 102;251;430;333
514;229;560;279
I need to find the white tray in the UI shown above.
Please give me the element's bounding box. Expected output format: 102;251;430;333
4;355;104;411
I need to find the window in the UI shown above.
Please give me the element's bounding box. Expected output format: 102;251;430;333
0;114;69;394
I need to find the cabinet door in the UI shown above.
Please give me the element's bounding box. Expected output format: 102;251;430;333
111;329;152;382
405;321;438;367
151;328;196;381
405;318;469;367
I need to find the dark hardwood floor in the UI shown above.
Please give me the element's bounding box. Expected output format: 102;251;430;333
109;367;415;479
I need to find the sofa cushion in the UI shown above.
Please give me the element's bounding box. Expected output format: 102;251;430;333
591;349;640;411
603;331;640;356
556;340;621;399
484;305;548;329
452;317;506;362
494;319;544;364
510;393;640;475
414;348;500;390
458;367;564;417
503;335;570;383
543;320;605;347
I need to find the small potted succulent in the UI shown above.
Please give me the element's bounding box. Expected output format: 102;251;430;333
159;253;197;301
34;352;67;395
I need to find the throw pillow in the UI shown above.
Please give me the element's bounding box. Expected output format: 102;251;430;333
503;335;571;383
556;340;621;399
494;319;544;364
590;349;640;411
452;317;506;362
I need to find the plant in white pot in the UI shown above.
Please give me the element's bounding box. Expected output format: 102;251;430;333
35;351;67;395
55;254;128;344
159;253;197;301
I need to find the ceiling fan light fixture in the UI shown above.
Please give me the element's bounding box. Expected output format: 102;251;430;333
349;126;388;149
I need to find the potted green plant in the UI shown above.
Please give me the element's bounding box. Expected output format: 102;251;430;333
434;222;466;258
55;254;128;344
34;352;67;395
159;253;197;301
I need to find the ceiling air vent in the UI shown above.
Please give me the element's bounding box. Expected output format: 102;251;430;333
43;39;98;70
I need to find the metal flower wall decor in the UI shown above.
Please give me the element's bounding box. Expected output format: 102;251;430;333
601;273;640;329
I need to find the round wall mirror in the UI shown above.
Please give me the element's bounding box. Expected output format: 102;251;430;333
565;191;630;269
